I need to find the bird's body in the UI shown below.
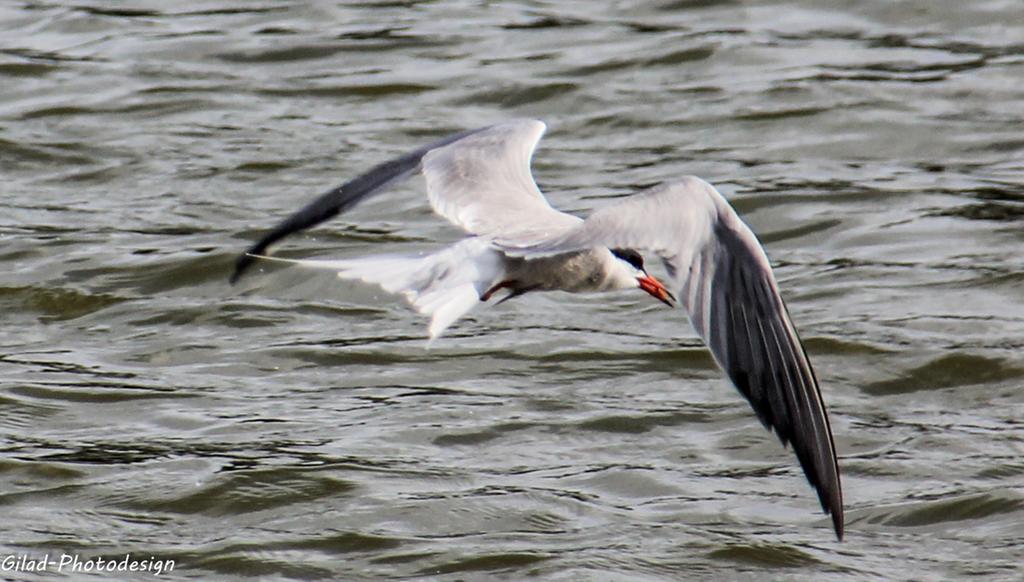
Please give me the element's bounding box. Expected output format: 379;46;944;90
500;247;639;294
232;119;844;539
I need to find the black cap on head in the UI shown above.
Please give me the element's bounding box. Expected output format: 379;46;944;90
611;248;645;272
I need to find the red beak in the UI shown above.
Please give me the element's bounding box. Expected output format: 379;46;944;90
637;274;676;307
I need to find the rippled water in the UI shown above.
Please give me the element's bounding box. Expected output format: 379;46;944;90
2;1;1023;580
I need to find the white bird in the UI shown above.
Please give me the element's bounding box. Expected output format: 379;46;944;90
231;119;843;539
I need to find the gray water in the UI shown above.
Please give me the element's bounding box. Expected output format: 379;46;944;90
2;1;1023;580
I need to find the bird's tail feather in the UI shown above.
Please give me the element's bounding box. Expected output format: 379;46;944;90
247;239;504;339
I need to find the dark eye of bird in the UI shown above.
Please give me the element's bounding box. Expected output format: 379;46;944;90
611;248;644;271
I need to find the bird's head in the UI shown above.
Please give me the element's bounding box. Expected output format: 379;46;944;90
611;248;676;307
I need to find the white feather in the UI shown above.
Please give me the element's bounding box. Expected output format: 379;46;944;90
248;238;504;340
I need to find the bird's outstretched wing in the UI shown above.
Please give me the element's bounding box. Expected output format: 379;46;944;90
421;119;581;247
231;119;576;283
501;177;844;539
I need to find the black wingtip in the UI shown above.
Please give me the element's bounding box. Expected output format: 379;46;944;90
229;253;252;285
229;241;269;285
785;414;843;541
833;509;844;541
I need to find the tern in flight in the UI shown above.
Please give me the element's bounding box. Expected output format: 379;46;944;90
230;119;843;539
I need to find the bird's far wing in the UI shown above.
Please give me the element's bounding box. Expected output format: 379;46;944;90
503;177;843;539
231;119;580;284
421;119;582;247
231;123;488;284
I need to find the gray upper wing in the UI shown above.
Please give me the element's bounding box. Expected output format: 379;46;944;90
694;210;843;539
231;119;576;284
231;124;485;283
497;177;718;278
503;177;844;538
421;119;581;246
